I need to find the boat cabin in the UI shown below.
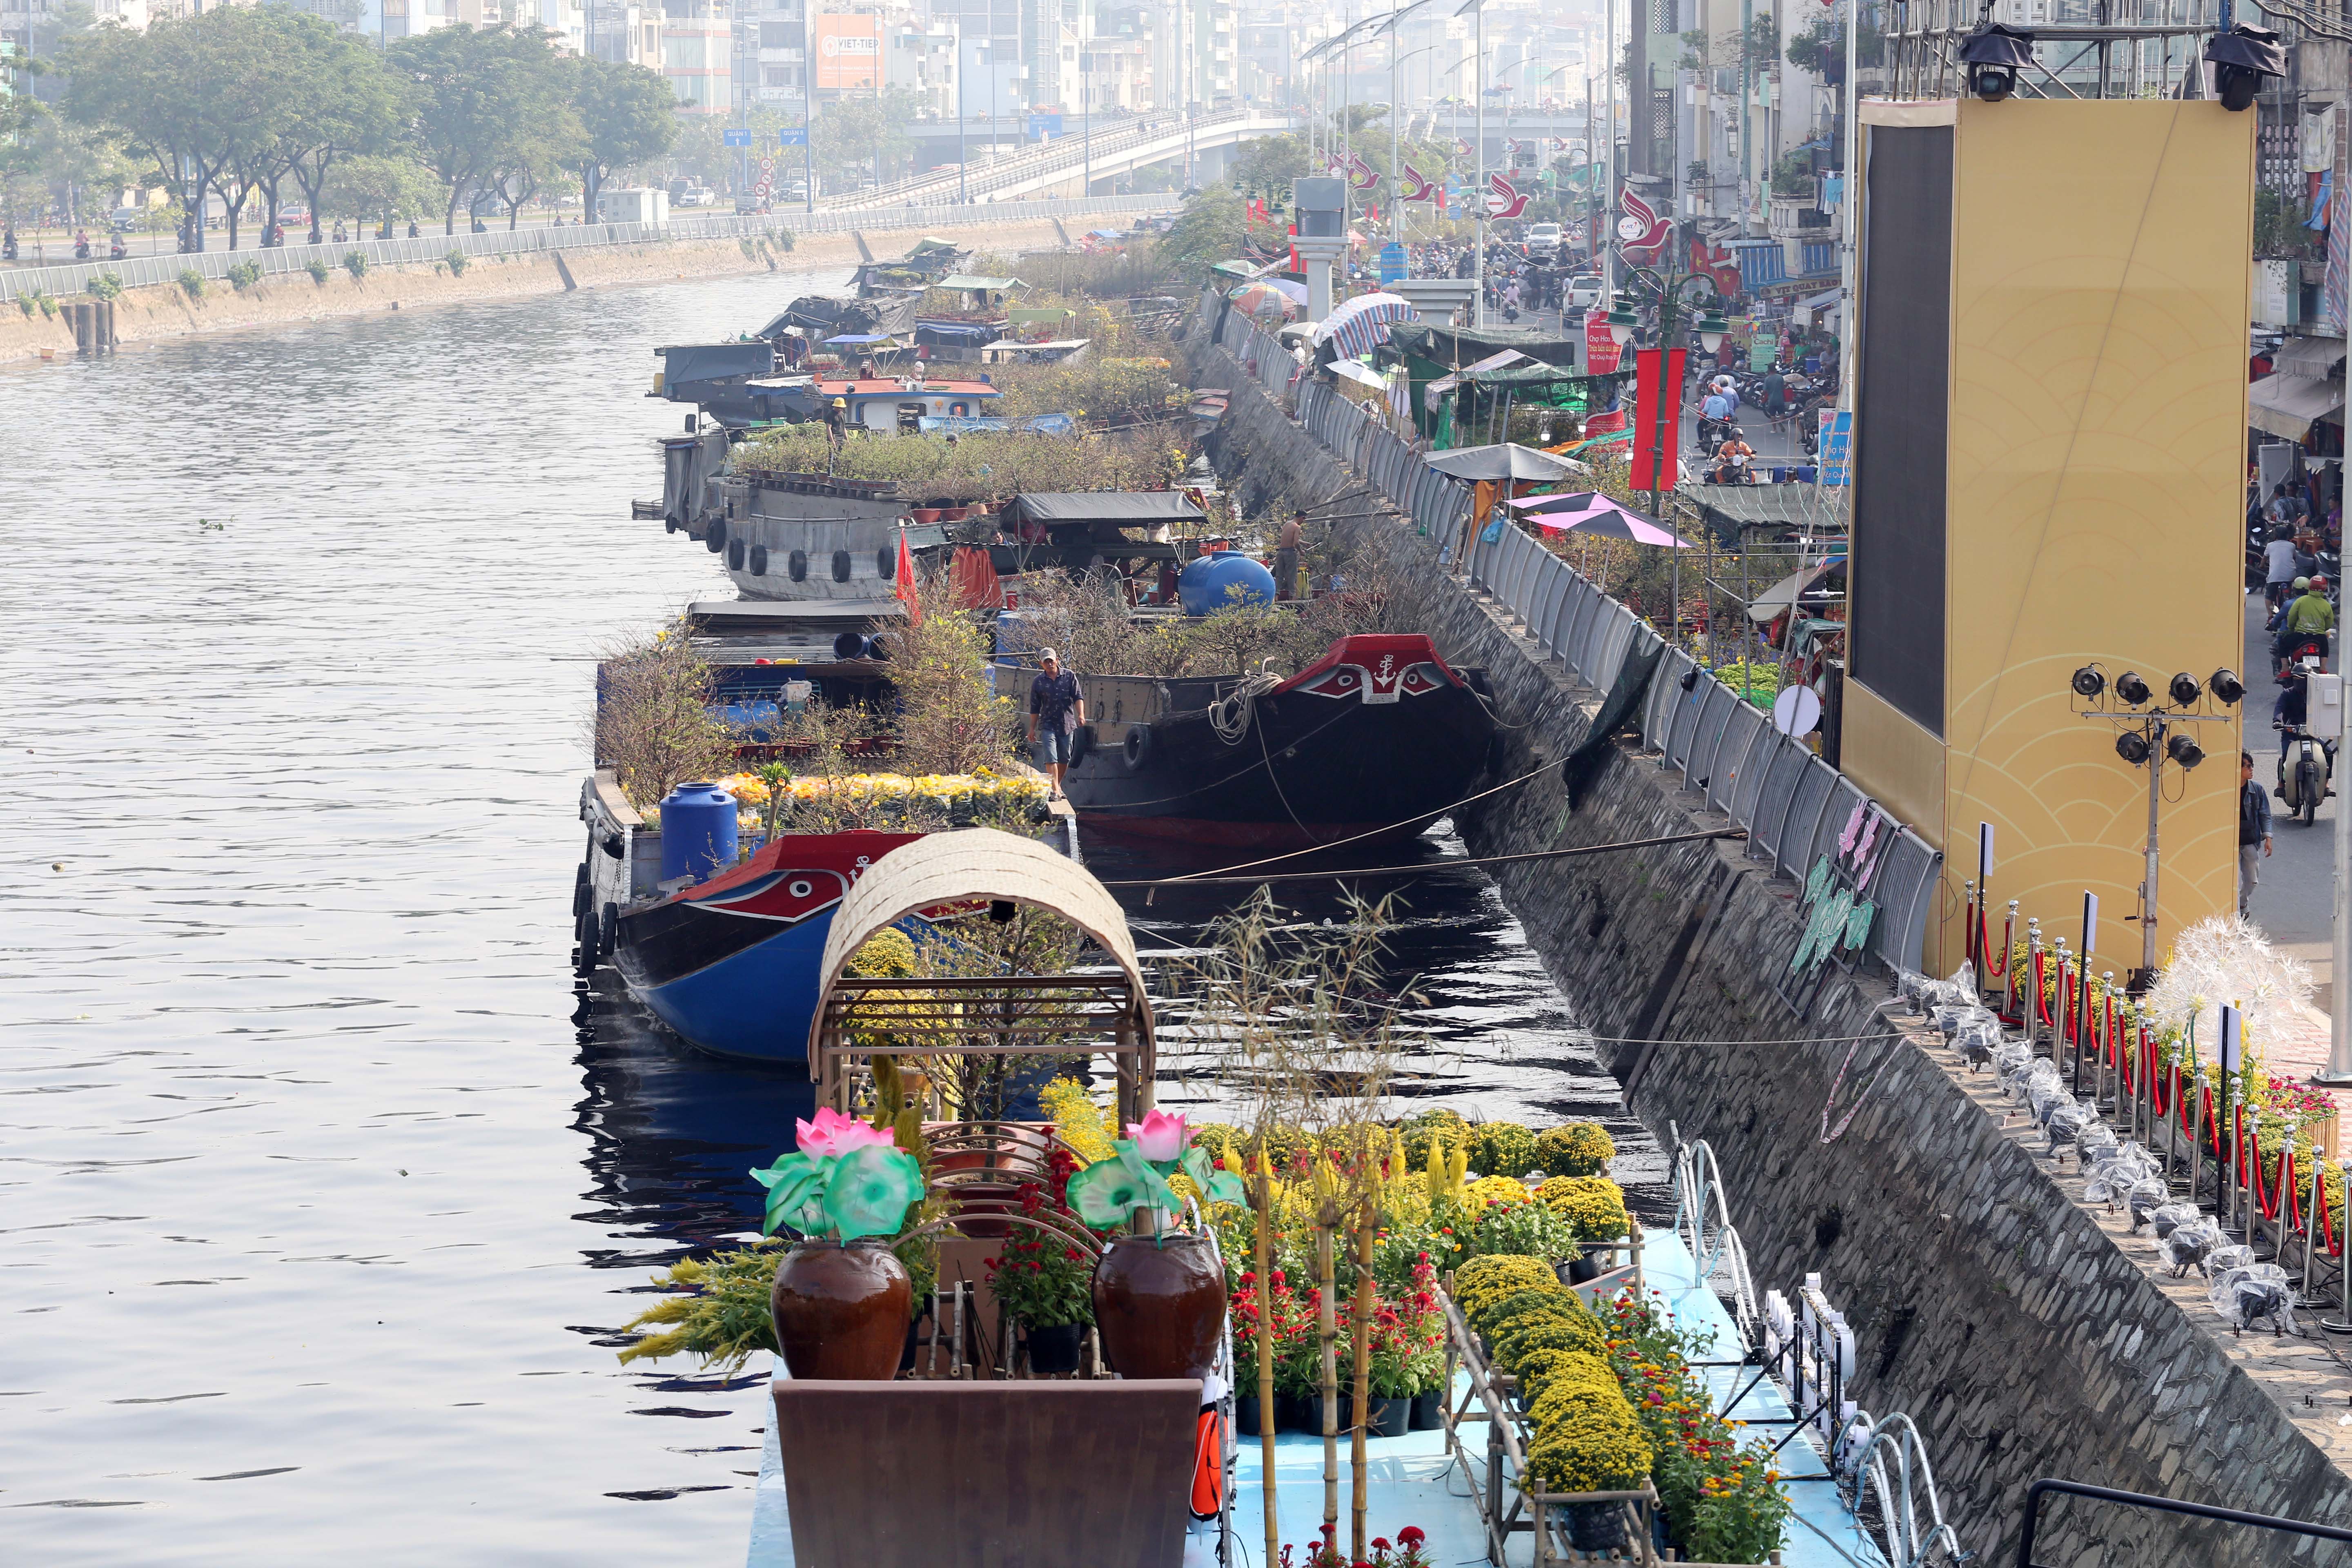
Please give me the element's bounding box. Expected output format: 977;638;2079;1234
812;375;1004;432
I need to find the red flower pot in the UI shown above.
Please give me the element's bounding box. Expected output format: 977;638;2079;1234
1091;1232;1227;1381
770;1240;911;1381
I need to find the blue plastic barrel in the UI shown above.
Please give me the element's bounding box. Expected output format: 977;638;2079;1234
1178;551;1277;617
659;781;739;884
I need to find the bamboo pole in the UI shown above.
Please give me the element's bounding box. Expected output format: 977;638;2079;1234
1350;1182;1377;1561
1255;1151;1280;1568
1319;1213;1339;1536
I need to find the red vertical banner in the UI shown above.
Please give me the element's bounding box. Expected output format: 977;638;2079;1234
1629;347;1684;493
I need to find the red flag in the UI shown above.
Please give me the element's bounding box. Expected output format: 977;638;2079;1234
1628;347;1684;492
894;527;922;626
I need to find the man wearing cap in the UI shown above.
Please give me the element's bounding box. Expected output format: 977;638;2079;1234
1027;649;1086;801
2275;575;2335;675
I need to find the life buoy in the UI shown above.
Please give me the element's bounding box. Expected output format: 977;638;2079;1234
1121;723;1154;771
750;544;770;576
705;518;728;554
1189;1408;1223;1521
727;538;746;570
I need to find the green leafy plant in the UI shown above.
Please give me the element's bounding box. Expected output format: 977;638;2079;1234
85;272;123;301
1468;1196;1581;1264
984;1146;1094;1330
616;1238;785;1372
15;294;31;316
344;251;369;279
445;247;468;276
177;269;204;298
1533;1123;1615;1178
34;290;57;316
226;261;261;291
306;258;330;284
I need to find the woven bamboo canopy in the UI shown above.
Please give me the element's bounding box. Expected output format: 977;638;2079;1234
807;829;1156;1121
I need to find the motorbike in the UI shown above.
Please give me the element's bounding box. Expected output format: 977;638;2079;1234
2277;721;2337;825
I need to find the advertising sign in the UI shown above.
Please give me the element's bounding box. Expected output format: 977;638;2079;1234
1378;242;1405;285
1584;314;1621;375
1817;409;1853;486
814;14;880;91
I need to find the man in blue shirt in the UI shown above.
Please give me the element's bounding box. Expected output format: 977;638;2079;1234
1026;648;1086;801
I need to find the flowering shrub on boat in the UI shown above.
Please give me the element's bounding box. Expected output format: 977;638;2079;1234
983;1146;1095;1330
1229;1265;1311;1393
1342;1253;1446;1397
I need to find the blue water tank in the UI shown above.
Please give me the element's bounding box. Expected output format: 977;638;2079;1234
1179;551;1277;617
659;781;739;884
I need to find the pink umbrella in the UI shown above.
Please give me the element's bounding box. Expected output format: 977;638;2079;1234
1518;494;1698;548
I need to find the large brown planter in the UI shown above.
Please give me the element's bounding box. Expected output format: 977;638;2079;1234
771;1240;911;1381
1091;1232;1227;1381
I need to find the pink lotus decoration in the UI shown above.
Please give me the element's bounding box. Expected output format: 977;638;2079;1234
796;1105;900;1158
1125;1108;1191;1164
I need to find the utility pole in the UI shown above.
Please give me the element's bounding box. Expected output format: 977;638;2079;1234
803;0;815;214
1739;0;1753;237
1471;0;1486;325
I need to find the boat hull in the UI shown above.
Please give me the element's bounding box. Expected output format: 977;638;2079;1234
1062;635;1495;852
611;830;922;1063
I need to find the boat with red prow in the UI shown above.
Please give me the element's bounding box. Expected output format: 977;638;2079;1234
1059;633;1497;851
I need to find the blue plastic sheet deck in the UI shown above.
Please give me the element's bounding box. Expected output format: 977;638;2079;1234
745;1228;1888;1568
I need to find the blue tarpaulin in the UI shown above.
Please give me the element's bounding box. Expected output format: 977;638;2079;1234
824;333;897;345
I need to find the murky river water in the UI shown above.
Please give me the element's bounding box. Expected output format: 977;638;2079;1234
0;265;1649;1562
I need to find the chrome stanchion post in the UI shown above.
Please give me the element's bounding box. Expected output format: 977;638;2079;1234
2000;900;2019;1021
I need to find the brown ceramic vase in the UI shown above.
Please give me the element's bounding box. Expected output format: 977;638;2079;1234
770;1240;911;1380
1091;1232;1227;1380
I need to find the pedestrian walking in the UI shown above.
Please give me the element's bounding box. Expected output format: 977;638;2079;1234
2239;751;2273;916
1275;509;1305;601
1026;649;1086;800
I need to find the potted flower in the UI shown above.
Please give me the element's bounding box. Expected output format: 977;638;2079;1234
1228;1266;1303;1434
1064;1108;1247;1381
751;1107;929;1381
985;1157;1094;1376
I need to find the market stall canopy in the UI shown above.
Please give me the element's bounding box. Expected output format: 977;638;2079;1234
1745;556;1848;621
1000;491;1208;527
1327;356;1390;390
1311;292;1419;356
1428;443;1589;481
2250;372;2346;440
1209;259;1262;278
1387;321;1586;370
2274;336;2350;376
1518;494;1698;548
907;236;960;254
935;274;1025;292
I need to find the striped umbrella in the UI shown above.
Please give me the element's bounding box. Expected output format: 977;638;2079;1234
1515;494;1698;548
1310;292;1418;358
1229;280;1303;320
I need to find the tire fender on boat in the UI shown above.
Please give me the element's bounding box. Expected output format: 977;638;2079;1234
599;903;618;960
1121;723;1154;771
727;538;746;571
750;544;770;576
1069;724;1096;767
706;518;728;554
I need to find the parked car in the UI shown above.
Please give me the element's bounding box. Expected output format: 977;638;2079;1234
109;206;144;232
1566;274;1606;309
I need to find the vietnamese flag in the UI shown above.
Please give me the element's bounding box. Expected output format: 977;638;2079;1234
894;526;922;625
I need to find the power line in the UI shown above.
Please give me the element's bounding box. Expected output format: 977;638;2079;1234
1102;827;1744;888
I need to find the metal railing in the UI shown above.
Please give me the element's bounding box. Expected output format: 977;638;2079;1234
2;194;1178;303
1199;287;1941;976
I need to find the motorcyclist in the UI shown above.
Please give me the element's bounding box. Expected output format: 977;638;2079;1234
2275;575;2336;676
109;232;126;261
2274;665;2311;760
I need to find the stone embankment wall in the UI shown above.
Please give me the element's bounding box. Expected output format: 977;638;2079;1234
1188;319;2352;1566
0;216;1076;365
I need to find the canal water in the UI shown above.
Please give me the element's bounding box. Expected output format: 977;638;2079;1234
0;265;1653;1561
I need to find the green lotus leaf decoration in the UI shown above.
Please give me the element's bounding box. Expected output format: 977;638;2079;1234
751;1152;829;1237
822;1143;925;1240
1180;1146;1249;1209
1114;1138;1181;1214
1067;1155;1156;1228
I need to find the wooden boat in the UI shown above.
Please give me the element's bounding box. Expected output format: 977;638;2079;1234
1061;633;1498;851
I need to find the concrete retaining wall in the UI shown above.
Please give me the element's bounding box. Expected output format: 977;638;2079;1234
0;216;1078;365
1187;319;2352;1566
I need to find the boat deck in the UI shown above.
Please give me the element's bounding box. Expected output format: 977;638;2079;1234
744;1227;1885;1567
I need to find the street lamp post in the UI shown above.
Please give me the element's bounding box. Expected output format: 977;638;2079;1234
1605;231;1728;648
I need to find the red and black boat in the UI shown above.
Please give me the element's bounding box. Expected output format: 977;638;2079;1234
1060;634;1497;851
